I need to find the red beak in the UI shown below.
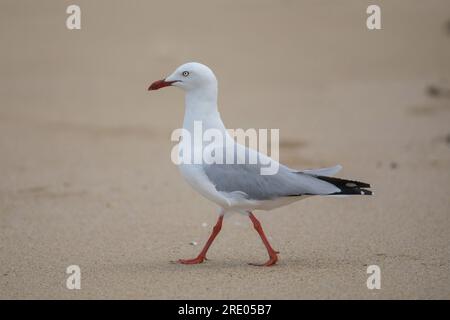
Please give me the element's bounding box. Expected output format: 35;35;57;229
148;79;177;91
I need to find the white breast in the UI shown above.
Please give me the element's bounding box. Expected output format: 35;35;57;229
178;163;231;208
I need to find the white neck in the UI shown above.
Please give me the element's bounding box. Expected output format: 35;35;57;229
182;84;226;133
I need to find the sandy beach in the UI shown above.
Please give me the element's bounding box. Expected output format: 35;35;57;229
0;0;449;299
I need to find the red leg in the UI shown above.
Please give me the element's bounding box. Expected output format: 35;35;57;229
248;212;279;266
178;215;224;265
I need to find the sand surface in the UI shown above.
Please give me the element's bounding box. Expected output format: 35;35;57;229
1;0;449;299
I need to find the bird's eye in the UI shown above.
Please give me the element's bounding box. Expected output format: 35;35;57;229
182;71;190;77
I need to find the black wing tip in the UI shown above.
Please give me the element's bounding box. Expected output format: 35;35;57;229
317;176;372;195
331;188;373;196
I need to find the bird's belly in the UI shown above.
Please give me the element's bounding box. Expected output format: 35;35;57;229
178;164;230;208
253;196;308;211
178;164;309;212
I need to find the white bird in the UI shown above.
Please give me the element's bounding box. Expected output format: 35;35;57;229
148;62;371;266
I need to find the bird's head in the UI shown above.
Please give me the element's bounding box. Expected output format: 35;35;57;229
148;62;217;92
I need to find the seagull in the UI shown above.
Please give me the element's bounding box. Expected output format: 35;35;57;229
148;62;372;266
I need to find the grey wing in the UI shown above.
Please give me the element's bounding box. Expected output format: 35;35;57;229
301;165;342;177
203;163;340;200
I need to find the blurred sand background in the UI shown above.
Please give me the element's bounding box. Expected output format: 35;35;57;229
0;0;449;299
